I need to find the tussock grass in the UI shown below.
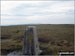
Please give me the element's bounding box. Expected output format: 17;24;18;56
1;24;74;55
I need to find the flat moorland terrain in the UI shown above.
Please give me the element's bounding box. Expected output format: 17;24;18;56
1;24;74;55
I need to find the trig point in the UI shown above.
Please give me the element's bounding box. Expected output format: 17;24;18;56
23;26;40;56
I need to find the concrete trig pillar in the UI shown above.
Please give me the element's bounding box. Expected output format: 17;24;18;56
23;26;40;56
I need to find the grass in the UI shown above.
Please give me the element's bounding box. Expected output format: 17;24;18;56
1;24;74;55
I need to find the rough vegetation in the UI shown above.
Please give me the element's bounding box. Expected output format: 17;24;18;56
1;24;74;55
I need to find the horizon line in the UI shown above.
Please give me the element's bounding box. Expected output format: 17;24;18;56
1;23;74;26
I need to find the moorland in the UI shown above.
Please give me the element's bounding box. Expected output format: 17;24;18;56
1;24;74;55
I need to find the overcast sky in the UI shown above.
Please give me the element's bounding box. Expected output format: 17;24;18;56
1;1;74;26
